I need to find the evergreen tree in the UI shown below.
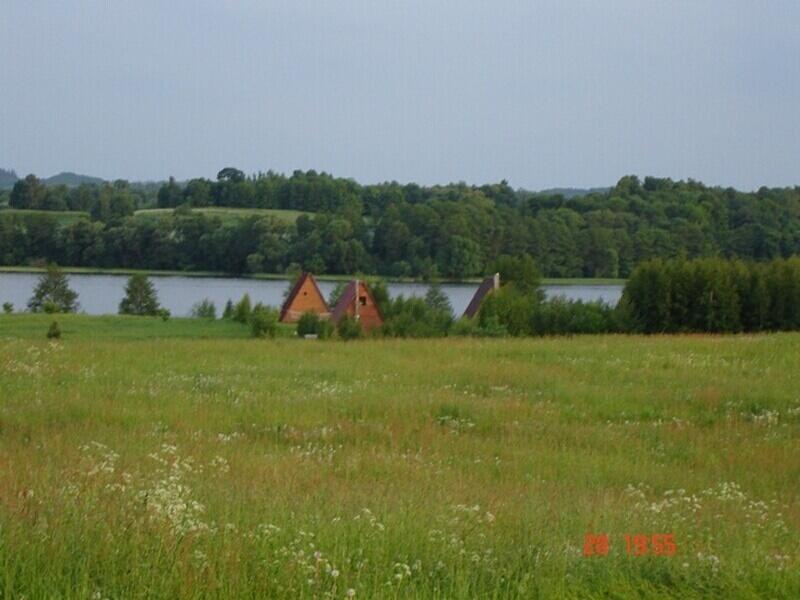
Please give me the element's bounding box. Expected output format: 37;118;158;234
119;274;161;316
232;294;252;323
28;265;80;313
424;283;453;316
222;299;234;319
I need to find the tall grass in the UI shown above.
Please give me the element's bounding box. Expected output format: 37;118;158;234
0;318;798;597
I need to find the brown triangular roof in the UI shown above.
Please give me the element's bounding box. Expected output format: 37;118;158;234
280;272;329;321
463;273;500;318
330;280;357;323
331;279;384;324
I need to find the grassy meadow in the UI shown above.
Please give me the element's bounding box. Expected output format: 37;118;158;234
0;208;90;226
0;314;290;342
134;207;311;225
0;315;799;598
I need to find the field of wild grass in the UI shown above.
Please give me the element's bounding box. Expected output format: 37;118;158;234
1;315;799;598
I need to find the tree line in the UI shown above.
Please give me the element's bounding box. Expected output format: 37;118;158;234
2;170;799;279
621;257;800;333
4;175;151;218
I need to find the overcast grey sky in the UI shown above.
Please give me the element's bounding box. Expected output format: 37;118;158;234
1;1;798;190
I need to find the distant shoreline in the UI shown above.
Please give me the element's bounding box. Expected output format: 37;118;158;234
0;266;625;286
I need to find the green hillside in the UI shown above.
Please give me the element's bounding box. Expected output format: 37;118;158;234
44;171;105;187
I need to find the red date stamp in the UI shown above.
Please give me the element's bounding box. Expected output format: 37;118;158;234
583;533;676;557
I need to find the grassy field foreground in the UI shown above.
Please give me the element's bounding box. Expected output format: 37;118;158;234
0;318;799;597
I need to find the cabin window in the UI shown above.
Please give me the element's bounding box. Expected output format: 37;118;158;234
359;296;367;306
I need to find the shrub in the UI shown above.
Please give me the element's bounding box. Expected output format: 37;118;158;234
473;284;620;338
316;319;334;339
119;274;161;316
450;317;479;336
222;300;234;319
297;312;320;336
336;315;362;341
2;302;12;314
381;295;452;338
474;315;507;337
531;297;620;336
451;316;506;337
296;312;334;339
28;264;79;313
46;321;61;340
157;308;171;321
250;305;278;338
191;299;217;319
478;286;536;336
233;294;252;324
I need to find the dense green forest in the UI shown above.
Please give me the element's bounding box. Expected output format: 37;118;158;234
1;169;798;278
622;256;800;333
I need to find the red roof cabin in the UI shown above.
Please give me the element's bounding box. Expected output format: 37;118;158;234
331;279;384;332
463;273;500;319
280;272;331;323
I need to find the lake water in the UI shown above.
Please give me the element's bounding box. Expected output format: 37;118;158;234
0;273;623;317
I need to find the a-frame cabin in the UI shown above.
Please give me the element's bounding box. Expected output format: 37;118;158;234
331;279;384;332
463;273;500;319
280;272;331;323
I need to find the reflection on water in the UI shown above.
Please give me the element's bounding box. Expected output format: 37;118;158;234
0;273;623;317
